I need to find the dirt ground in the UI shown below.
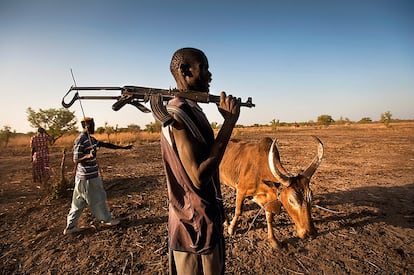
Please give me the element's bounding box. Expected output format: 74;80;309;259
1;122;413;274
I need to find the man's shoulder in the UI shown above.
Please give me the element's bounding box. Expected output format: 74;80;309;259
168;97;187;107
75;133;99;144
168;98;195;115
31;135;43;142
74;132;87;142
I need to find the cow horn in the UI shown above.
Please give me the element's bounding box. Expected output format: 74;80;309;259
301;136;324;180
268;139;290;185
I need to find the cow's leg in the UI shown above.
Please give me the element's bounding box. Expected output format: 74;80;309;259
228;191;245;236
265;211;281;249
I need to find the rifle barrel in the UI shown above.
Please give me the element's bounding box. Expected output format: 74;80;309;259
70;86;122;91
77;96;121;100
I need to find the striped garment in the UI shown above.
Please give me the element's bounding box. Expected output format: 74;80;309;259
73;132;99;180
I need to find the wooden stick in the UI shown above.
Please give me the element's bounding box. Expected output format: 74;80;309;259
283;267;305;275
314;204;343;214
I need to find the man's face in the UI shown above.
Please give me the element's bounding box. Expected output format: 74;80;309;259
86;122;95;134
186;53;212;92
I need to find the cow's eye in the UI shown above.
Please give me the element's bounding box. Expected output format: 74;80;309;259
288;196;297;207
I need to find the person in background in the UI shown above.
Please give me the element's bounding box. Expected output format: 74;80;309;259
64;117;133;235
30;127;52;184
160;48;240;275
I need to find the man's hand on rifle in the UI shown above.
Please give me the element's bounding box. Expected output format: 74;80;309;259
218;91;241;124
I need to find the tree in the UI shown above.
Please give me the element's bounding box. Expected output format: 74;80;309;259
380;111;392;127
145;121;162;133
336;116;351;125
104;122;116;142
358;117;372;123
0;125;14;147
270;119;280;131
127;124;141;132
26;107;77;144
95;126;105;134
317;115;335;126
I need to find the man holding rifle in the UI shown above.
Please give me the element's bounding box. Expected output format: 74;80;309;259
63;117;133;235
160;48;240;275
60;48;251;269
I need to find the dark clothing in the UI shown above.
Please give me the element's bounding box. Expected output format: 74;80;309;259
161;98;224;255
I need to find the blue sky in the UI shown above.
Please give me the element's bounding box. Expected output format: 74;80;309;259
1;0;413;133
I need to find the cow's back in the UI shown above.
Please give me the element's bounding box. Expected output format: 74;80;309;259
220;137;274;190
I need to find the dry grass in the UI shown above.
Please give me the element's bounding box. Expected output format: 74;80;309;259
3;121;412;153
5;135;30;148
2;131;161;153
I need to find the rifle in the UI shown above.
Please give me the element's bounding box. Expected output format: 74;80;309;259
62;85;255;126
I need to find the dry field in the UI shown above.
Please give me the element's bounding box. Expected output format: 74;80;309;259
1;122;413;274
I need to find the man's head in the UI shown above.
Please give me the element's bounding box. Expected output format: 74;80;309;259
170;48;212;92
38;127;46;134
81;117;95;134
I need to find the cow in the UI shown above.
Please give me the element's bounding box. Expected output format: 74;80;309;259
219;136;324;248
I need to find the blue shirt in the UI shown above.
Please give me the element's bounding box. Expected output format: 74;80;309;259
73;132;100;180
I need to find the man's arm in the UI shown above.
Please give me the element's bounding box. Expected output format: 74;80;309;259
172;92;240;189
30;137;35;161
73;153;94;164
97;141;133;150
73;137;96;164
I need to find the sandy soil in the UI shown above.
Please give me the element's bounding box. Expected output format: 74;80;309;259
1;123;413;274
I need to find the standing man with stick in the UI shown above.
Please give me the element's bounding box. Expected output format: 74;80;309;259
160;48;240;274
64;117;133;234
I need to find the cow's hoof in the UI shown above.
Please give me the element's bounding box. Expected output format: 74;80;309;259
270;239;282;249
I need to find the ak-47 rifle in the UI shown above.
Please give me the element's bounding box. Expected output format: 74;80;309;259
62;85;255;126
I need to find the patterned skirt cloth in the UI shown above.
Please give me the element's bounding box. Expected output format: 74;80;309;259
32;156;50;183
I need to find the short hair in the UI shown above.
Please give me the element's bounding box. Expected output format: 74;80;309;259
81;117;94;129
38;127;45;133
170;48;206;80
